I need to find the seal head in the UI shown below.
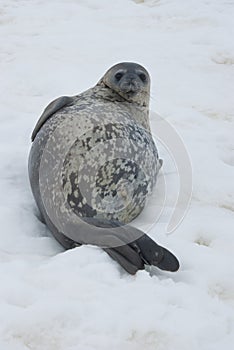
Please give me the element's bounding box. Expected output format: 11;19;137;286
98;62;150;107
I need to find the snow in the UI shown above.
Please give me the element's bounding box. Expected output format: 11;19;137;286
0;0;234;349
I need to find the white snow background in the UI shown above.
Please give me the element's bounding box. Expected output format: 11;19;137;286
0;0;234;349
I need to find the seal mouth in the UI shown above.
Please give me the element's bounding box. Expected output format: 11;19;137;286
125;90;138;97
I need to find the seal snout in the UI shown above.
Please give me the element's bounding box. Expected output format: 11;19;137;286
101;62;150;105
119;74;141;94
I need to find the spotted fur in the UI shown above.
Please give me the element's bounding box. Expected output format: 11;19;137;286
29;62;162;247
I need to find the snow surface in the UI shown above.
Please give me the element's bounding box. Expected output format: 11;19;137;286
0;0;234;349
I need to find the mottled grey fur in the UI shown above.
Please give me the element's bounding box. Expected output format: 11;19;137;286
28;62;179;274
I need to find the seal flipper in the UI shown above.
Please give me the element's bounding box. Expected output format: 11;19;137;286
66;218;179;274
133;234;180;272
104;247;144;275
104;249;142;275
103;235;144;274
154;246;180;272
31;96;74;141
103;234;179;274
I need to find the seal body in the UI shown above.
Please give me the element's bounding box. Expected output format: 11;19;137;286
28;62;179;274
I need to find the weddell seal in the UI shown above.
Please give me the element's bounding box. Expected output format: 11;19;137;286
28;62;180;274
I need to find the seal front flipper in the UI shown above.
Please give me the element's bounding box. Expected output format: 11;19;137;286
31;96;74;141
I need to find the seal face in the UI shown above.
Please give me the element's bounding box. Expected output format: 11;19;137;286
28;62;180;275
101;62;150;107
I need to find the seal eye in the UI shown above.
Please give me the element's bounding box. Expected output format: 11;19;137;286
139;73;147;82
115;72;124;81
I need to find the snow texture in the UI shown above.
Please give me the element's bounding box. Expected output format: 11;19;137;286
0;0;233;349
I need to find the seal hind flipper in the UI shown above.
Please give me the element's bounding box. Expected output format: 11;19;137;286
104;246;144;275
31;96;74;141
51;216;179;274
104;234;179;274
154;246;180;272
133;234;180;272
78;218;179;273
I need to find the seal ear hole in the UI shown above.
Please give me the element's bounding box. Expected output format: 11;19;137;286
139;73;147;82
115;72;124;81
